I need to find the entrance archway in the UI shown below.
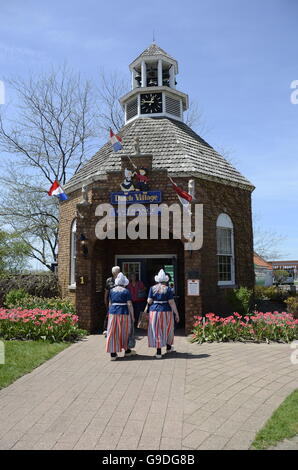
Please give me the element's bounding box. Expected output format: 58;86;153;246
93;237;185;331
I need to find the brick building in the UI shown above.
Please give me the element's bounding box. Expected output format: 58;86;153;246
58;43;255;333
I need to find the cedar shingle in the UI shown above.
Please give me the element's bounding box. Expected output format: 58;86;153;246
64;117;254;192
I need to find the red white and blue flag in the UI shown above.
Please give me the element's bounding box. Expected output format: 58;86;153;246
48;180;68;201
109;128;123;152
169;176;192;214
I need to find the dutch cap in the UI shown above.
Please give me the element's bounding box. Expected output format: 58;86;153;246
154;269;169;283
115;272;129;287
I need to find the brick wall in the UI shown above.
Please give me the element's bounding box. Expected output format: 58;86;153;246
198;178;254;314
57;188;82;305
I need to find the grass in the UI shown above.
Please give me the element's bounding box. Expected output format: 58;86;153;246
251;389;298;449
0;340;70;389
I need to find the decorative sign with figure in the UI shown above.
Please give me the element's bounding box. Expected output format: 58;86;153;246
120;168;135;191
134;167;149;191
120;163;150;192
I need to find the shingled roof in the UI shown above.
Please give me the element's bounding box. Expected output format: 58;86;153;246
131;43;175;64
64;117;254;193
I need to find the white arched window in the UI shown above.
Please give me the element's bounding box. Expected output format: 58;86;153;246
70;219;77;287
216;214;235;285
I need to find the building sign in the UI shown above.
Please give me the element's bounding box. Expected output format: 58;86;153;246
110;191;162;205
187;279;200;296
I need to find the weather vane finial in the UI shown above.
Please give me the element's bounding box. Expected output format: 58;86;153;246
153;30;155;43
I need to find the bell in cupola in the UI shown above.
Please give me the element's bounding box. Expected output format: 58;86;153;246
162;68;170;87
148;79;158;87
147;67;156;77
135;73;141;86
147;66;158;87
121;42;189;123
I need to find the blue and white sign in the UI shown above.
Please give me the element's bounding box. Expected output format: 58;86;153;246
110;190;162;205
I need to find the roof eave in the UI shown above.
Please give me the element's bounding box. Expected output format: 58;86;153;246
129;55;178;74
64;168;254;197
168;171;255;192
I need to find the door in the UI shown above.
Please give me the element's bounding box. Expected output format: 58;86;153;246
116;255;178;295
116;254;183;327
117;258;145;283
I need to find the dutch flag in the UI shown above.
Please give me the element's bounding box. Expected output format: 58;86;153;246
48;180;68;201
109;128;123;152
169;176;192;215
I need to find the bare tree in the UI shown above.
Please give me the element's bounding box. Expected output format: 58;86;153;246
0;65;98;268
184;100;209;136
96;69;129;132
253;215;287;261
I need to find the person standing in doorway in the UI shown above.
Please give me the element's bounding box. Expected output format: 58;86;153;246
103;266;120;336
147;269;179;358
106;272;136;360
127;272;147;326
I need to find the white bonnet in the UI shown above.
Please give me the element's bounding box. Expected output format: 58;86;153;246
115;272;129;287
154;269;169;283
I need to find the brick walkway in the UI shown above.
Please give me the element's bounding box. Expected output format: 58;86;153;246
0;334;297;450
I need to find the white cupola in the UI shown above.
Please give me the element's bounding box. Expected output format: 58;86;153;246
119;43;189;124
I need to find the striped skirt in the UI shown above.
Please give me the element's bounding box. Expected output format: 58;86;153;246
148;310;174;348
106;314;130;353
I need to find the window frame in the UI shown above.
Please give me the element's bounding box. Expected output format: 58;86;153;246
69;219;77;288
216;214;235;286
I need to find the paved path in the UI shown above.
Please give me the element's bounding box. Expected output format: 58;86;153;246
0;334;297;450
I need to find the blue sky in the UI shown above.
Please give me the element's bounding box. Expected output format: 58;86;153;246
0;0;297;260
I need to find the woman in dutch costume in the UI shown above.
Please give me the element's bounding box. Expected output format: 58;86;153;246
106;272;136;361
147;269;180;358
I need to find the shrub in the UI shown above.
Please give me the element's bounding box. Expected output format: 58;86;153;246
254;285;288;302
5;295;76;314
227;286;253;315
273;269;290;286
285;297;298;319
4;289;29;307
254;285;268;300
191;311;298;344
0;273;59;306
0;308;86;342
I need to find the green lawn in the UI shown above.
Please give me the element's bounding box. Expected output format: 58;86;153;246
251;389;298;449
0;340;70;389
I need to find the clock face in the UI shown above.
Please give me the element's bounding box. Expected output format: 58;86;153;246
140;93;162;114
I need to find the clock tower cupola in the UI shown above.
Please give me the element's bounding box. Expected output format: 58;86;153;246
120;43;189;124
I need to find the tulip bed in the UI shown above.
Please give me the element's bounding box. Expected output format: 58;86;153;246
0;308;87;342
191;312;298;344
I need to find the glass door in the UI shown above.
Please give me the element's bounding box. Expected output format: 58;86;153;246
117;259;142;282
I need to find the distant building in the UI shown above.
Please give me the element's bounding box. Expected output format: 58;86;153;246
254;252;273;286
269;260;298;282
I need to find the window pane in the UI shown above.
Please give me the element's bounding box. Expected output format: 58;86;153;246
217;228;232;255
122;262;140;280
70;229;77;285
218;255;232;281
